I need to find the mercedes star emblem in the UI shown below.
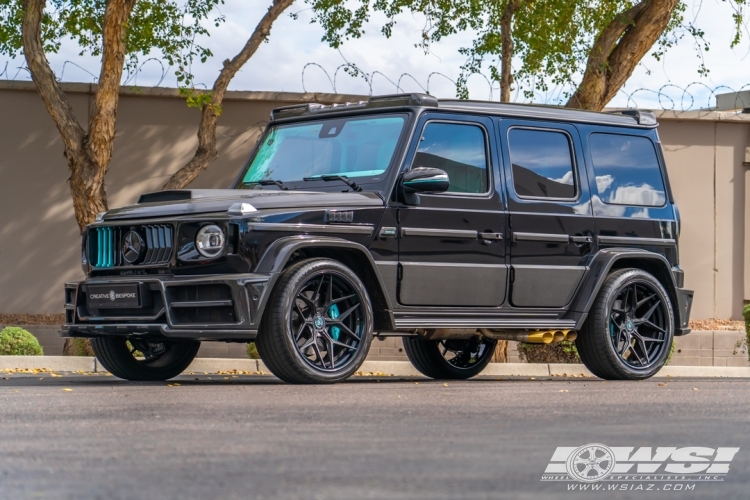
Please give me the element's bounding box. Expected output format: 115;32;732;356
121;230;144;264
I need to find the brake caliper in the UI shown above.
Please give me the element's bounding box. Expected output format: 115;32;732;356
328;304;341;341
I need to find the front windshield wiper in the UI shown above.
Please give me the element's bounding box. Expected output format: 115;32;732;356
247;179;289;191
302;174;362;192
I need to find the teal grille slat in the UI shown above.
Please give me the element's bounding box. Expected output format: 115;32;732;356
90;224;173;268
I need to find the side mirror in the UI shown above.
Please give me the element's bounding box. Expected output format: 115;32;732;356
400;167;450;205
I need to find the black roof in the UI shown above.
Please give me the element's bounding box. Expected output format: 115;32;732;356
271;93;657;128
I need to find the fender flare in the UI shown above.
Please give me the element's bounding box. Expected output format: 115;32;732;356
254;235;394;324
569;248;682;329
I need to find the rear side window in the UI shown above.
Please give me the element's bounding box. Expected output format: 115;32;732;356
412;122;489;194
508;128;576;199
589;133;666;207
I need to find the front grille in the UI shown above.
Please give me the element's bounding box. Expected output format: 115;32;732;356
89;225;174;268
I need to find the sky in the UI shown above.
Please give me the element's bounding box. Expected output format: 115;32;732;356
1;0;748;110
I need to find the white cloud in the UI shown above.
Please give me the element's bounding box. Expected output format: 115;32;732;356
596;174;615;193
553;170;575;185
606;183;666;207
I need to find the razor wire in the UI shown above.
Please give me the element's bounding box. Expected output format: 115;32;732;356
2;55;749;114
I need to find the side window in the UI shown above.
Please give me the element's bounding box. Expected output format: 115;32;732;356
589;133;666;207
412;122;489;194
508;128;577;199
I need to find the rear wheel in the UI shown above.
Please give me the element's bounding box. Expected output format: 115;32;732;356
90;337;200;381
403;335;497;379
577;268;674;380
255;258;373;384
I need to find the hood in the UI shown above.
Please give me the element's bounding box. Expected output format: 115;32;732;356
101;189;385;221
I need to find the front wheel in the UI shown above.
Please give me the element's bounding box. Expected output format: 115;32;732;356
90;337;200;381
403;335;497;379
255;258;374;384
576;268;674;380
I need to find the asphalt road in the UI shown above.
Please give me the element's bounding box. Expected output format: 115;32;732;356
0;373;749;500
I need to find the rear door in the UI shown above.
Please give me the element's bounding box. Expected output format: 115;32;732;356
498;120;595;308
397;114;508;307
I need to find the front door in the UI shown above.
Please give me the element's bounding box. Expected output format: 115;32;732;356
498;120;594;308
397;114;507;307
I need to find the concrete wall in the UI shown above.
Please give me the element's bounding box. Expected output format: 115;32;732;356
0;81;749;318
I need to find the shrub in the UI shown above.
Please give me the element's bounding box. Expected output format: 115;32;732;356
737;304;750;361
0;327;44;356
517;341;579;364
246;342;260;359
63;338;94;356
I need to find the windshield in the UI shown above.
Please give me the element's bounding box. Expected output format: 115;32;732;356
239;114;406;190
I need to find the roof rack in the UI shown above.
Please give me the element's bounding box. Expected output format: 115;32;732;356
270;93;438;120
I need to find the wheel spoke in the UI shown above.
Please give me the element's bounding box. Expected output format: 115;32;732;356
295;322;309;341
327;339;336;369
311;342;327;369
326;275;333;309
636;293;656;308
328;321;361;341
297;293;315;310
637;319;667;334
639;299;661;323
312;275;325;304
299;336;316;351
331;302;360;322
327;293;357;308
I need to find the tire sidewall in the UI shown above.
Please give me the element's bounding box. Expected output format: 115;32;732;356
598;270;674;378
273;259;373;383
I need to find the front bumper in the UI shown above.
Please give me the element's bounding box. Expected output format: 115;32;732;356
674;286;694;336
62;274;272;341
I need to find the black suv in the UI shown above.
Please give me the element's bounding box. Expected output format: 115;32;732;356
62;94;693;383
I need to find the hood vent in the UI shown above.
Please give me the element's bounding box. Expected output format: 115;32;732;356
138;191;192;204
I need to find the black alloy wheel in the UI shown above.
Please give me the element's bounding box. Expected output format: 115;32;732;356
577;268;674;380
90;337;200;381
403;335;497;379
255;258;373;384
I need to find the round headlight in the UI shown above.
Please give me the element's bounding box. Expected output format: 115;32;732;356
196;225;225;258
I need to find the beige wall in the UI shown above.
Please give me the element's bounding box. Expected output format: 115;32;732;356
0;81;748;319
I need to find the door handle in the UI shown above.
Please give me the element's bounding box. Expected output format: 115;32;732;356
479;232;504;241
570;235;593;244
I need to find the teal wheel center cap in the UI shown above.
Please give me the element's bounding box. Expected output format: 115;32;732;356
313;316;326;329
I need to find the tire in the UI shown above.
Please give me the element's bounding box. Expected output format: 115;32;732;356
255;258;374;384
90;337;200;381
577;268;674;380
403;335;497;379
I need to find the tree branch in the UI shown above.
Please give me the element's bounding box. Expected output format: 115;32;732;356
566;0;678;110
86;0;136;171
500;0;524;103
163;0;295;190
21;0;85;157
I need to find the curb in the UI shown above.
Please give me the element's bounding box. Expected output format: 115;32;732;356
1;356;750;378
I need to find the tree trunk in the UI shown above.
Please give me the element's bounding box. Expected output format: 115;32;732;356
22;0;136;230
23;0;135;354
566;0;679;111
491;340;509;363
499;0;524;103
163;0;295;190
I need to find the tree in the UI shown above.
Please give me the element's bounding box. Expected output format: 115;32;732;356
306;0;747;110
0;0;226;230
162;0;294;190
2;0;295;227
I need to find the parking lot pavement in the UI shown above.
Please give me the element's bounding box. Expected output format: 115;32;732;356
1;374;749;500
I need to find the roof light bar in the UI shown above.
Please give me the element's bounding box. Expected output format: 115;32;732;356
615;109;658;126
270;93;439;120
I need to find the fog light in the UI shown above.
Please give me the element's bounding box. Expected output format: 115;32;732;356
196;224;225;258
